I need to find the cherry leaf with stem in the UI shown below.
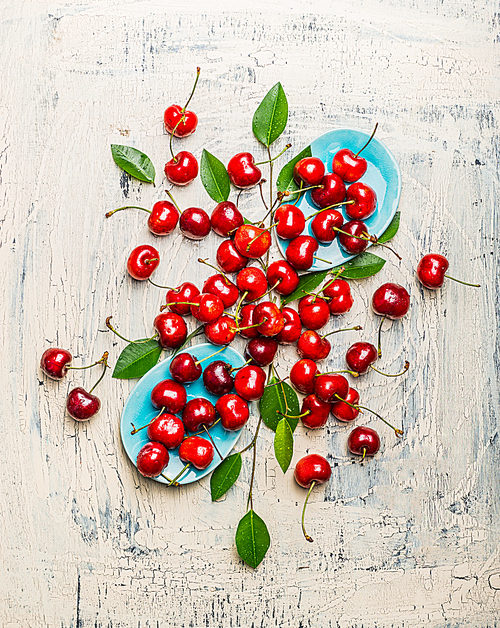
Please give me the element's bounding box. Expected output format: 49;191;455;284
112;339;162;379
274;418;294;473
210;452;242;501
252;82;288;148
200;149;231;203
235;509;271;569
110;144;155;184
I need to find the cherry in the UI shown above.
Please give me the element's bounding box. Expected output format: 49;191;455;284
66;387;101;421
190;293;224;323
180;207;211;240
310;208;344;244
266;260;299;296
236;267;268;302
245;337;278;366
136;442;170;478
416;253;480;290
337;220;369;255
331;124;378;183
105;201;179;236
169;353;202;383
127;245;160;280
310;173;346;209
345;342;378;374
276;307;302;344
163;67;201;138
234;224;271;259
216;239;248;274
293;157;325;186
294;453;332;542
153;312;187;349
203;360;234;395
210;201;244;237
147;413;185;449
253;301;285;337
314;373;349;404
203;274;239;308
182;398;216;432
237;304;260;339
286;235;319;270
331;388;360;422
234;365;266;401
204;315;237;346
275;204;306;240
179;436;214;469
227;153;262;189
298;295;330;331
323;278;353;315
165;282;200;316
345;182;377;220
300;394;331;429
290;358;318;394
151;379;187;414
216;394;250;431
372;283;410;320
297;330;331;361
347;426;380;459
165;151;199;186
40;348;72;380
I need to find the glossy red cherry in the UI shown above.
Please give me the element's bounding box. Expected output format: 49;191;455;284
147;201;179;235
66;387;101;421
182;398;217;432
372;283;410;320
190;293;224;323
331;388;360;422
332;149;367;183
347;426;380;457
301;394;332;429
164;104;198;138
136;442;169;478
210;201;244;237
345;182;377;220
298;295;330;331
275;204;305;240
266;260;299;296
216;394;250;431
202;360;234;395
238;304;260;339
293;157;325;186
310;208;344;244
169;353;202;384
290;358;318;394
286;235;319;270
314;373;349;404
245;337;278;366
234;224;271;259
165;282;200;316
151;379;187;414
345;342;378;375
294;453;332;488
337;220;369;255
276;307;302;344
323;279;353;315
179;207;211;240
310;173;346;209
179;436;214;469
236;267;268;301
204;315;237;346
253;301;285;337
297;330;330;361
203;274;239;308
234;365;266;401
216;240;248;273
165;151;199;186
127;245;160;280
40;347;72;379
153;312;187;349
147;413;185;449
417;254;480;290
227;152;262;189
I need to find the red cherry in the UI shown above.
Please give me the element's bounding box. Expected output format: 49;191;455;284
294;454;331;488
151;379;187;414
127;245;160;280
216;394;250;431
245;337;278;366
301;394;332;429
234;224;271;259
290;358;318;394
310;208;344;244
345;182;377;220
217;240;248;274
275;205;305;240
253;301;285;337
153;312;187;349
204;315;237;346
297;330;330;361
169;353;202;384
276;307;302;344
237;304;260;339
179;436;214;469
210;202;244;237
202;360;234;395
323;279;353;315
165;151;199;186
234;365;266;401
136;442;169;478
203;274;239;308
371;283;410;320
266;260;299;296
66;387;101;421
164;104;198;138
286;236;319;270
337;220;369;255
190;293;224;323
147;413;185;449
314;373;349;404
310;173;346;209
148;201;180;235
417;253;448;289
179;207;211;240
236;267;268;301
227;152;262;189
345;342;378;375
182;398;216;432
293;157;325;186
332;149;367;183
347;426;380;457
40;347;72;380
298;295;330;331
331;388;360;422
166;282;200;316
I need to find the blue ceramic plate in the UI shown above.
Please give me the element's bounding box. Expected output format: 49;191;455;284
120;343;247;485
277;128;401;270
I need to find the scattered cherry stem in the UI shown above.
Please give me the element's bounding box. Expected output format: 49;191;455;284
131;406;166;435
333;227;402;261
444;275;480;287
258;179;270;212
67;352;109;372
267;146;274;214
355;122;378;158
301;481;316;542
167;462;190;486
377;316;386;357
106;316;157;344
370;361;410;378
321;325;362;339
165;189;181;212
88;352;109;394
203;425;223;459
254;144;291;166
198;258;232;284
195;346;225;365
320;266;346;294
248;280;280;303
334;395;403;437
105;205;151;218
148;278;173;290
160;473;179;486
182;67;201;113
319;369;359;378
305;201;354;221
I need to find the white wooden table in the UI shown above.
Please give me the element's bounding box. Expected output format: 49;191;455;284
1;1;499;625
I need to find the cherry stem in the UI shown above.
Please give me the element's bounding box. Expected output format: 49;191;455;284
234;291;248;325
164;189;181;212
321;325;362;339
67;353;109;371
236;189;243;208
167;462;190;486
319;369;359;378
284;184;323;197
203;425;223;459
267;146;274;216
190;418;220;438
245;223;278;251
232;321;262;333
144;258;159;265
229;358;252;373
88;352;109;394
195;346;225;365
354;122;378;158
258;179;270;212
333;395;403;437
106;316;157;345
444;274;481;287
105;205;151;218
320;266;346;294
305;201;354;220
248;280;280;303
148;278;173;290
160;473;179;486
292;181;304;206
301;481;316;543
239;415;263;455
277;409;309;419
265;377;291;390
131;406;165;435
377;316;386;358
313;256;333;264
361;448;367;462
370;361;410;378
162;301;197;309
253;144;292;166
169;116;184;161
333;228;402;261
182;66;201;112
246;416;263;512
197;258;233;285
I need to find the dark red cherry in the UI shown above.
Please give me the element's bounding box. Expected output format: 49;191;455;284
294;453;331;488
337;220;369;255
164;104;198;138
217;240;248;273
127;245;160;280
372;283;410;320
332;149;367;183
136;442;169;478
179;207;211;240
204;315;237;346
331;388;360;422
345;182;377;220
238;304;260;339
151;379;187;414
347;426;380;457
179;436;214;469
234;224;271;259
203;360;234;395
210;201;244;237
203;274;239;308
275;205;305;240
190;293;224;323
153;312;187;349
290;358;317;394
323;279;353;315
311;208;344;244
253;301;285;337
40;347;72;380
147;413;185;449
297;330;330;361
166;282;200;316
182;398;216;432
310;173;346;209
236;267;268;301
234;365;266;401
266;260;299;296
169;353;202;383
165;151;199;186
286;236;319;270
276;307;302;344
293;157;325;186
301;394;331;429
245;337;278;366
298;295;330;331
147;201;180;236
216;394;250;431
314;373;349;404
66;387;101;421
345;342;378;375
227;152;262;189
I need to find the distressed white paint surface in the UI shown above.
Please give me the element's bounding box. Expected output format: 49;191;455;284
1;0;499;626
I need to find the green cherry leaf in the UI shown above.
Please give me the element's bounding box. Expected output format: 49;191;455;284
200;149;231;203
274;418;294;473
276;145;312;194
110;144;155;184
330;252;386;279
281;269;331;306
259;376;300;432
112;339;162;379
252;83;288;147
235;509;270;569
210;453;242;501
378;211;400;244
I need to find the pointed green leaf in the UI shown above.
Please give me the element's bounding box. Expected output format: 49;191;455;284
111;144;155;184
200;149;231;203
252;83;288;147
274;419;294;473
171;325;205;358
330;252;386;279
259;377;300;432
112;339;162;379
210;453;242;501
378;212;400;244
276;146;312;194
281;269;331;306
235;509;270;569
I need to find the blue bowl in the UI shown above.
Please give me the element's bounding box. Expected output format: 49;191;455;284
277;128;401;270
120;343;247;485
